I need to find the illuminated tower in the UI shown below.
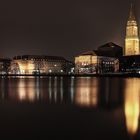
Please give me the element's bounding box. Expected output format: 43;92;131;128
125;4;139;56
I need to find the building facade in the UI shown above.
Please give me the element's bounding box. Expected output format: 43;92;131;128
75;42;122;74
10;55;73;75
125;4;139;56
119;3;140;73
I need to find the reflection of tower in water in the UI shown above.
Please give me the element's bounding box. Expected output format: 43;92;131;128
124;78;140;136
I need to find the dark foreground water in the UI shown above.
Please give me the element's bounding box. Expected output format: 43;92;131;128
0;76;139;140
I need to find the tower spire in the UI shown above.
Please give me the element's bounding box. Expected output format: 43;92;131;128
129;2;135;21
125;0;139;56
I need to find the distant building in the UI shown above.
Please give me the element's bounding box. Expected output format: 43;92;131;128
98;42;123;57
119;55;140;73
75;42;122;74
10;55;73;75
125;4;139;56
0;58;11;74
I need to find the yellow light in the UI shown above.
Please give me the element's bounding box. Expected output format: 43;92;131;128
14;60;35;74
18;79;36;102
75;78;98;107
125;13;140;55
124;79;140;136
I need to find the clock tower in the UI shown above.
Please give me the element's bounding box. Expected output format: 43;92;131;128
125;4;139;56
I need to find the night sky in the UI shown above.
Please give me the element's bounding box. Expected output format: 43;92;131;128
0;0;139;60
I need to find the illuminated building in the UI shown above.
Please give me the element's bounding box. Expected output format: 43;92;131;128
119;4;140;73
75;42;122;74
125;4;139;56
10;55;73;75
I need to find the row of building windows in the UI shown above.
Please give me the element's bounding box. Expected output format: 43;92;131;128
21;58;66;62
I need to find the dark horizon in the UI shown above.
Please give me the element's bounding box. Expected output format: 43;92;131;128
0;0;140;61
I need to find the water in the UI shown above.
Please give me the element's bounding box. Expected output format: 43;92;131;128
0;76;139;139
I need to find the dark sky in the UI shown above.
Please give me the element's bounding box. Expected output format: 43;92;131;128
0;0;139;60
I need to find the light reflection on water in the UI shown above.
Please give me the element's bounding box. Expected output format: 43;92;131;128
18;79;36;101
0;77;139;138
75;77;98;107
124;79;140;136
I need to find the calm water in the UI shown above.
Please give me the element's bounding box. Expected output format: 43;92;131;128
0;77;139;139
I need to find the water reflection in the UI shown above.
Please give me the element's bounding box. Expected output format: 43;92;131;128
54;77;57;103
0;77;65;103
75;77;98;107
49;77;52;101
16;79;36;102
0;77;124;107
70;77;75;103
35;77;40;100
48;76;64;103
60;77;64;102
124;78;140;136
0;77;139;138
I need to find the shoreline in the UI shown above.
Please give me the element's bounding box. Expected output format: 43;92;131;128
0;73;140;78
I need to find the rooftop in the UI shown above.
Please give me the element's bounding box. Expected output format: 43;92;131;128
76;42;123;58
13;55;66;61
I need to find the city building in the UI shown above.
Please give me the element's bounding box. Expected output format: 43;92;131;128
125;4;139;56
119;3;140;73
98;42;123;57
75;42;122;74
10;55;73;75
0;58;11;74
119;55;140;73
